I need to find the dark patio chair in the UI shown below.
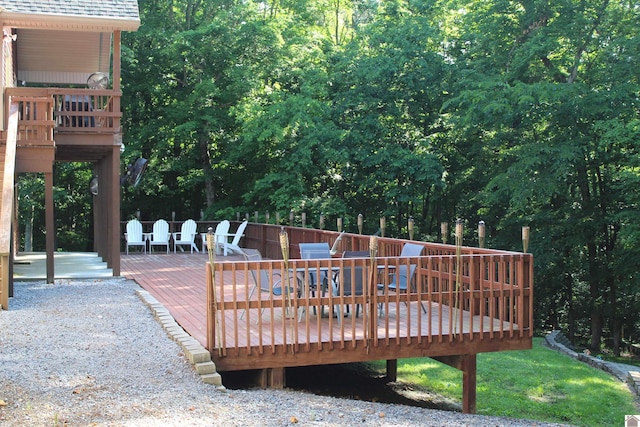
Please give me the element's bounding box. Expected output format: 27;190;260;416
377;243;427;315
240;249;296;321
299;242;332;315
334;250;369;319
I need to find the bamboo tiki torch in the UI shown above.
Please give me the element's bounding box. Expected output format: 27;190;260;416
408;217;414;240
441;221;448;245
522;226;530;253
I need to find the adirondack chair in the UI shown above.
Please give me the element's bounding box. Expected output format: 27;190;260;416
201;220;230;254
124;219;146;254
225;220;248;255
172;219;198;253
148;219;170;254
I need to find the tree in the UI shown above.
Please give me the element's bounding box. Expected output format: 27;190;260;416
443;0;640;354
122;0;282;220
117;0;640;353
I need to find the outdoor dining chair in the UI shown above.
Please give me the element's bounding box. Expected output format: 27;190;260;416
240;249;297;321
377;242;427;315
334;250;369;319
299;242;333;316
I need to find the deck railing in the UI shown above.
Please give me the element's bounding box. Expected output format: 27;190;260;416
5;87;121;136
204;224;533;371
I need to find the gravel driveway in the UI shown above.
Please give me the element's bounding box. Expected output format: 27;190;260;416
0;279;574;427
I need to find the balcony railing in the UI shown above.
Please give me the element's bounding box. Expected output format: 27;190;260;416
5;87;121;139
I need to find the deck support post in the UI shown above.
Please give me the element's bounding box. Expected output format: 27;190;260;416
385;359;397;381
461;354;477;414
432;354;476;414
258;368;285;389
45;171;54;283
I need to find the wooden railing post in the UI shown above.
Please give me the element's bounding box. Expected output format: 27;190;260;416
206;262;215;352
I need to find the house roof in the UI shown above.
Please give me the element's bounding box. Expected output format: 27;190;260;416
0;0;140;31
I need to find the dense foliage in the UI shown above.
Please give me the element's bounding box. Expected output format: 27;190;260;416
21;0;640;355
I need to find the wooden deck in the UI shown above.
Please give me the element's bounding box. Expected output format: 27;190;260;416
121;251;230;346
122;253;531;357
121;226;533;414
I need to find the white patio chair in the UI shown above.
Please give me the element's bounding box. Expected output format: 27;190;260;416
172;219;198;253
124;219;146;254
201;220;230;254
224;220;248;255
148;219;170;254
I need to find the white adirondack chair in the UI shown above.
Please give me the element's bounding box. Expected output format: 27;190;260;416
201;220;230;254
224;220;248;255
125;219;145;254
172;219;198;253
149;219;170;253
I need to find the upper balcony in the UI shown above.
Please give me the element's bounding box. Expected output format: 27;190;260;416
5;87;122;162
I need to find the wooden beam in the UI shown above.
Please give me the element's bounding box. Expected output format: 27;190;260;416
45;171;54;283
1;103;19;309
110;145;121;275
386;359;397;382
461;354;477;414
15;147;55;173
256;367;286;389
432;354;477;414
268;368;285;389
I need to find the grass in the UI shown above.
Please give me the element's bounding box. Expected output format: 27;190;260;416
368;337;638;427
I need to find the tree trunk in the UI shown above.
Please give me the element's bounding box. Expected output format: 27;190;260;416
590;312;603;352
200;138;215;209
611;318;621;357
565;271;575;341
25;205;34;252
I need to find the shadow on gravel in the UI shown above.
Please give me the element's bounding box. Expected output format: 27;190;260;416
222;363;461;412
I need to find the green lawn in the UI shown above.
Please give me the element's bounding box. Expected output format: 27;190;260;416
368;337;637;427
